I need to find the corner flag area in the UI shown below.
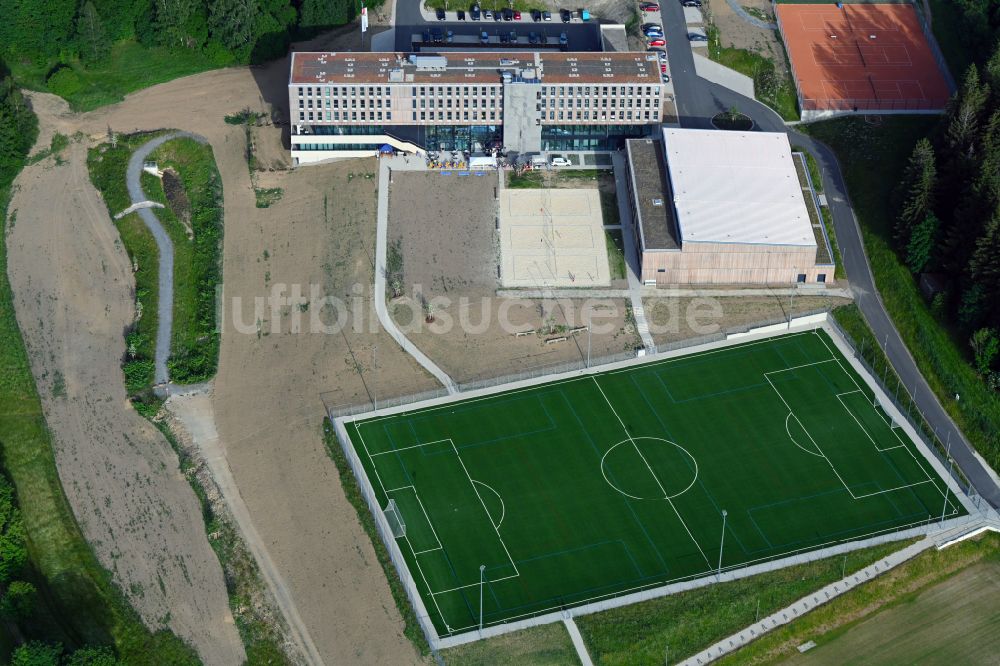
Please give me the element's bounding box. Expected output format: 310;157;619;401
776;3;952;113
344;330;964;636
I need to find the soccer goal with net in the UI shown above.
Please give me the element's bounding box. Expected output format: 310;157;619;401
385;499;407;538
873;397;903;429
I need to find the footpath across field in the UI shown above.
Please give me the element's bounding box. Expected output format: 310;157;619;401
344;328;964;637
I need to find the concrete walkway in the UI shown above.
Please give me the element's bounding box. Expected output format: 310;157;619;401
114;200;165;219
724;0;776;30
126;131;208;387
562;617;594;666
610;152;656;353
692;53;755;100
375;158;458;393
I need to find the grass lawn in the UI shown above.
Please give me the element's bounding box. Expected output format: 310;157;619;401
440;622;578;665
344;329;961;637
720;531;1000;665
87;133;166;392
577;539;910;664
804;117;1000;472
783;559;1000;664
706;26;799;121
87;133;224;390
147;138;224;384
605;229;626;280
11;41;235;112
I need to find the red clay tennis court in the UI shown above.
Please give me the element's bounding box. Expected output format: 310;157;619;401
776;3;952;113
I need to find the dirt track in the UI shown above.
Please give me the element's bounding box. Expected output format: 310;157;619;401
8;30;435;662
7;127;244;663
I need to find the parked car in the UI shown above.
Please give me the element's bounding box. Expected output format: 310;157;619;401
431;27;444;42
509;30;518;42
502;8;514;20
647;46;665;54
531;9;542;21
559;32;568;49
688;32;708;41
551;156;571;167
579;8;590;20
542;10;552;20
500;31;510;43
681;0;702;6
513;10;521;20
483;9;492;19
421;29;431;42
493;9;503;20
481;30;489;43
657;50;668;62
645;28;664;38
560;8;571;21
470;4;481;19
529;31;540;44
640;2;660;11
647;37;665;46
642;23;662;31
436;8;446;20
446;29;455;42
456;10;466;20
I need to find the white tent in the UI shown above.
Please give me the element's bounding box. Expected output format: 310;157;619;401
469;155;498;169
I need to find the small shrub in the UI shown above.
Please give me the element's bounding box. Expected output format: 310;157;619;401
46;67;84;98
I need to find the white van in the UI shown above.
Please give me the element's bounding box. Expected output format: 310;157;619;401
550;156;571;167
530;154;547;167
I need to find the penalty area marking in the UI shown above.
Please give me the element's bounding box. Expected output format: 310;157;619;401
472;479;506;529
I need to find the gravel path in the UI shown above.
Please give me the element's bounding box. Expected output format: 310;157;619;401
125;131;208;387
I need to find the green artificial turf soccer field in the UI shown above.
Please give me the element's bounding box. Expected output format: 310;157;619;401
346;330;964;636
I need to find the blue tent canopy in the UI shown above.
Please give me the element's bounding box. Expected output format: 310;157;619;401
379;144;394;153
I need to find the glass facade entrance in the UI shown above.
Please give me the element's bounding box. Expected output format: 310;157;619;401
541;125;648;151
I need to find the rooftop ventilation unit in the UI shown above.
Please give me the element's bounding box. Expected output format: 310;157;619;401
409;55;448;70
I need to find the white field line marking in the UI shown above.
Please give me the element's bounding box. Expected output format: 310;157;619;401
436;508;955;635
430;572;520;597
369;438;455;456
353;425;454;629
591;376;713;569
472;480;506;529
813;332;951;502
764;373;862;500
605;330;816;376
386;485;445;553
835;392;905;452
785;413;824;457
766;370;933;500
762;357;839;377
590;377;668;498
358;331;819;428
450;440;520;578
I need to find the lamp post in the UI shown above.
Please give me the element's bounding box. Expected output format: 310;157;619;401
717;509;728;579
941;433;953;526
479;564;486;633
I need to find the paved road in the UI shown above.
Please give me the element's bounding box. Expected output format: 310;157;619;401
658;0;1000;508
126;132;208;386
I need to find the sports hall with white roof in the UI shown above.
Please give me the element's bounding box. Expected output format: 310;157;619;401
624;128;833;285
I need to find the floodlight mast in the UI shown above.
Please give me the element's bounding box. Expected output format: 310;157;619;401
479;564;487;633
717;509;728;580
